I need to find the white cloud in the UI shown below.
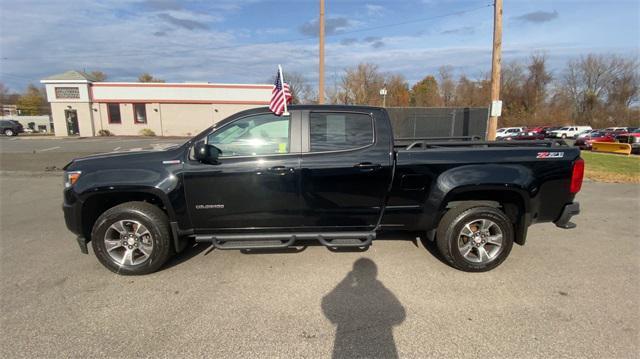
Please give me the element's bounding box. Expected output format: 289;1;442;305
365;4;384;16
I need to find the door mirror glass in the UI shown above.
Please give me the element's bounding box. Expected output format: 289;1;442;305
194;142;221;164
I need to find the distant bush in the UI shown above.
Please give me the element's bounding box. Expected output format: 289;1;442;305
139;128;156;136
98;129;114;136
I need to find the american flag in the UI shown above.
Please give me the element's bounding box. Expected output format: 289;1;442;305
269;68;292;116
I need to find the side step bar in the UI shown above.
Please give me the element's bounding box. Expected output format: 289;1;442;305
194;231;376;250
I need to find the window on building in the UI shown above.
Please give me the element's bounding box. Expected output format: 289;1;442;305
207;113;290;157
55;87;80;99
107;103;121;124
309;112;373;152
133;104;147;124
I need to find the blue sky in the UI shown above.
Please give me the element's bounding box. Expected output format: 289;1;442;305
0;0;638;91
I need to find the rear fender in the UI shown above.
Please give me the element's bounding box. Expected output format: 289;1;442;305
422;164;533;231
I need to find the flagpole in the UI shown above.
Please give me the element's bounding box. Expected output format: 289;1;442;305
278;64;290;116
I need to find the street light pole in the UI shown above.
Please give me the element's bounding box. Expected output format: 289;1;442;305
380;88;388;107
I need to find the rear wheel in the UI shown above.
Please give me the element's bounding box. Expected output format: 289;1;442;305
4;129;14;136
561;134;567;139
436;206;514;272
91;201;173;275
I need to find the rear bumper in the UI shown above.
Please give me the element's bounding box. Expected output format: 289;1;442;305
554;202;580;229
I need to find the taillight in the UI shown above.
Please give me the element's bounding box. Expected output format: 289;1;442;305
570;158;584;194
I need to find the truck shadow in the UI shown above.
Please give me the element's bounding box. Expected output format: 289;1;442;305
322;258;406;358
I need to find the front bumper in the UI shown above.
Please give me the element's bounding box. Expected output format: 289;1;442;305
63;188;88;253
554;202;580;229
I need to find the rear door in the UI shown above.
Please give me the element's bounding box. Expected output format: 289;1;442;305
298;110;393;230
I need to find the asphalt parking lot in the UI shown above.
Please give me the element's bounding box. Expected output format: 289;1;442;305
0;136;638;358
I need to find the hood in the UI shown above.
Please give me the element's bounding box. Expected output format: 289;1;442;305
63;143;187;171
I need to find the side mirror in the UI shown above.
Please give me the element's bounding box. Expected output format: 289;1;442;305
194;142;221;164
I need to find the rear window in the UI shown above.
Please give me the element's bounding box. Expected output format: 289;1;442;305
309;112;373;152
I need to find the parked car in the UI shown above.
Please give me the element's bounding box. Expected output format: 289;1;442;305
529;126;556;134
549;126;592;139
603;127;629;135
616;128;640;154
0;119;24;136
574;129;595;139
495;127;525;139
502;131;545;141
574;131;616;150
542;126;561;138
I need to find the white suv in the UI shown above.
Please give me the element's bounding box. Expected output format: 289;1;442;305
549;126;592;139
496;127;524;139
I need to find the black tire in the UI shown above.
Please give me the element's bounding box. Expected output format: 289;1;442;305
4;129;14;136
91;201;173;275
561;134;567;139
436;205;514;272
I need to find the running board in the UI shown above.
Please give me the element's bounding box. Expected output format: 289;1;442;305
194;231;375;250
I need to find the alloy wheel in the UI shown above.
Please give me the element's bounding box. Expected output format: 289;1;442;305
457;219;503;263
103;220;154;266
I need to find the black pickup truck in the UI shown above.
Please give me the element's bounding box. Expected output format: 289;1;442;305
62;105;583;275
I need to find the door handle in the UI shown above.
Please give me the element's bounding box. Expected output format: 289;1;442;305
354;162;382;170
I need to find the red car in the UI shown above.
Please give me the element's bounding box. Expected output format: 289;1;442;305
503;131;546;141
529;126;552;134
574;131;616;150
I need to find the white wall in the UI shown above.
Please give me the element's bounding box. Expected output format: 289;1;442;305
91;83;272;103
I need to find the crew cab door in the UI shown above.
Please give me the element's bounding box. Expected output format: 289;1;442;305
298;110;393;230
183;111;302;231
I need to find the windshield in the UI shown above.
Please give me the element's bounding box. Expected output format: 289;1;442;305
559;127;569;130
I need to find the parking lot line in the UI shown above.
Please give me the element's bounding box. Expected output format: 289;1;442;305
38;146;61;152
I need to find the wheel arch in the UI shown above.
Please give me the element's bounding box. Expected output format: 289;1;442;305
79;188;175;245
439;188;530;246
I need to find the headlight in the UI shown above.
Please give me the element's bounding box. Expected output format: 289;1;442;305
64;171;82;188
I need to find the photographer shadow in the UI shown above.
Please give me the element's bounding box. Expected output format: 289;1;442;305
321;258;406;359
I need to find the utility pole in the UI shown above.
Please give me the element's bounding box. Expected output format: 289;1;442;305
318;0;325;104
487;0;502;140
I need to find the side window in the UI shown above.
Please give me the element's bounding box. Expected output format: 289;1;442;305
309;112;373;152
207;113;290;157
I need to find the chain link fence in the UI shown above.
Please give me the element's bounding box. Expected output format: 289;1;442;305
386;107;488;142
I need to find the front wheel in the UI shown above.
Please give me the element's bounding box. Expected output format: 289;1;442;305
436;206;514;272
91;201;173;275
561;134;567;139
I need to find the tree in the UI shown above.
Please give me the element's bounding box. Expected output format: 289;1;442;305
283;72;317;104
385;74;410;107
454;74;490;107
339;63;385;105
411;76;442;107
523;54;552;121
89;71;107;81
438;66;456;107
138;73;165;83
561;54;639;127
16;84;48;115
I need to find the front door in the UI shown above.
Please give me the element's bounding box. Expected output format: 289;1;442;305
64;109;79;136
183;111;302;231
298;110;393;230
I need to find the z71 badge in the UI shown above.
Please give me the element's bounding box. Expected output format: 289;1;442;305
537;151;564;159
